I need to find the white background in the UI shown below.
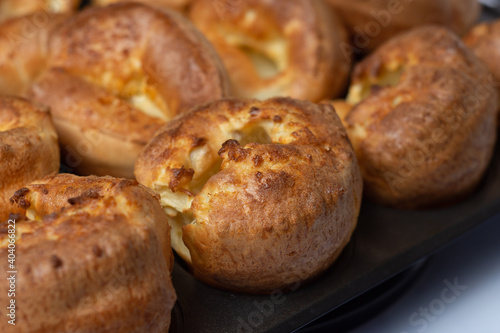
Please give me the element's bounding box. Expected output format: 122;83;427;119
349;214;500;333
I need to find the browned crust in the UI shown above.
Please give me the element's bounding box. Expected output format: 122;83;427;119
28;2;230;178
0;12;69;96
46;2;229;114
30;68;165;145
29;68;165;178
136;97;363;293
326;0;480;52
322;99;353;129
464;19;500;114
92;0;192;12
345;26;497;209
189;0;350;101
0;0;80;23
0;96;59;221
0;174;176;332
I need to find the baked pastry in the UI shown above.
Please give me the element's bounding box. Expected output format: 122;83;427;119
326;0;480;52
28;2;230;178
0;96;59;221
135;97;363;293
324;99;352;128
343;26;497;209
188;0;350;101
0;0;80;22
464;19;500;118
2;174;176;332
0;12;68;96
92;0;191;12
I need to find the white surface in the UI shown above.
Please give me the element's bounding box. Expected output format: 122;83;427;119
349;214;500;333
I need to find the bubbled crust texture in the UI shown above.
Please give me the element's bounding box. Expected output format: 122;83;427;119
189;0;350;102
0;97;59;221
28;2;230;178
0;12;68;96
326;0;480;51
136;98;363;293
0;0;80;22
346;26;498;209
1;174;176;333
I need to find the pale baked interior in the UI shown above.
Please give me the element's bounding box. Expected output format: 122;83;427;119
129;94;169;121
0;121;16;132
83;73;172;121
158;120;275;262
47;0;71;12
239;45;281;79
219;9;288;82
346;64;404;105
344;63;404;144
214;12;290;101
227;32;287;79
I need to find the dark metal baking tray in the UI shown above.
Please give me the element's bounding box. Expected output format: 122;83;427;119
168;6;500;330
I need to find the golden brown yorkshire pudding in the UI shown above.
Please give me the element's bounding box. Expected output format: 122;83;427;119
188;0;350;101
0;0;80;22
464;19;500;117
0;12;68;96
326;0;480;53
28;2;230;179
135;97;363;293
0;96;59;221
343;26;497;210
2;174;176;333
92;0;191;12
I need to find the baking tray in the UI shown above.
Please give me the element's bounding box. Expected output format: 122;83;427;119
167;8;500;333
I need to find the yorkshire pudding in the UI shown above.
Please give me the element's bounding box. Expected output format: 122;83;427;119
0;96;59;221
0;0;79;22
343;26;497;209
326;0;480;53
2;174;176;332
188;0;350;101
0;12;68;96
28;2;230;178
464;19;500;118
135;97;363;293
